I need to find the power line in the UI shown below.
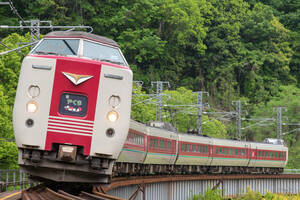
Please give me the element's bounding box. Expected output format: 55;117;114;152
0;40;24;56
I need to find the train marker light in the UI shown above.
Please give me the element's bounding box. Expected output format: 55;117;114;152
107;111;118;122
28;85;40;98
27;101;38;113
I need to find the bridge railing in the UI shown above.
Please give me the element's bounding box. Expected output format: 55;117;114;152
0;169;35;192
284;169;300;174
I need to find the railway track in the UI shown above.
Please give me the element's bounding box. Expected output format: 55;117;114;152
21;185;124;200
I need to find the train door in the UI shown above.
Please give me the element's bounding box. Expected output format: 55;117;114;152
208;139;214;166
245;143;251;166
169;132;178;164
249;143;257;166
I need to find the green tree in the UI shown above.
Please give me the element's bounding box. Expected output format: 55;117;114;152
0;33;31;169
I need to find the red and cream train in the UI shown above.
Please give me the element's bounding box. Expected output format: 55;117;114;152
117;120;288;175
13;31;133;183
13;31;288;183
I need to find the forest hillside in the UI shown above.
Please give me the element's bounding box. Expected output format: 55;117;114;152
0;0;299;168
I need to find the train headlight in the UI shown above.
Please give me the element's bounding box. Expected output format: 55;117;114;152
27;101;38;113
107;111;118;122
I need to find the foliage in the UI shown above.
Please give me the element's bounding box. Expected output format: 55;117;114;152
189;187;300;199
188;188;224;200
131;86;227;137
0;33;31;169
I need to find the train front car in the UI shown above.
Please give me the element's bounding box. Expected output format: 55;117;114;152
13;31;133;183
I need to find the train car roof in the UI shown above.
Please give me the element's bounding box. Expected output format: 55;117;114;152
44;31;119;47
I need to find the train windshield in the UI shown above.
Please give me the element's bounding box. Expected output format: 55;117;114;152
32;39;80;56
83;40;127;66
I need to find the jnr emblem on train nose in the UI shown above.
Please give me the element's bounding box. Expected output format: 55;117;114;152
62;72;93;85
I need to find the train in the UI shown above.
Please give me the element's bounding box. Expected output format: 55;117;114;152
13;31;288;184
117;120;288;175
13;31;133;183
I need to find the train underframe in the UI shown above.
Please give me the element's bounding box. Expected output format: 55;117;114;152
113;162;284;176
17;146;284;183
18;148;115;183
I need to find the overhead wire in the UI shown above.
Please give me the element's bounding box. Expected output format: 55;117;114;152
7;0;38;39
0;40;24;56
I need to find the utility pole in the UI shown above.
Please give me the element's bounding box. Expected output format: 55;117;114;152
275;107;287;140
232;100;246;140
151;81;170;121
194;91;209;134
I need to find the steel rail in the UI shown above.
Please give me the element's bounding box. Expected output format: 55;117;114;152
21;185;125;200
100;173;300;193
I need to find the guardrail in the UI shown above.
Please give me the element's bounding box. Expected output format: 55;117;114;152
0;169;35;192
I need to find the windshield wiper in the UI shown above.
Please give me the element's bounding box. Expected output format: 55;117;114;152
100;59;123;65
63;40;76;55
34;51;59;55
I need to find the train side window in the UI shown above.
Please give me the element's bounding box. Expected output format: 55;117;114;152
185;144;187;152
